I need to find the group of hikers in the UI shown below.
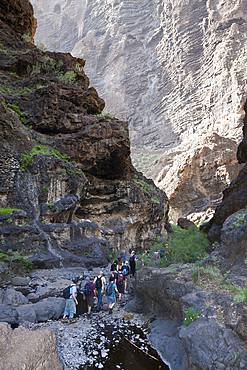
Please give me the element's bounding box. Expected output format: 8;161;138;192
61;251;137;322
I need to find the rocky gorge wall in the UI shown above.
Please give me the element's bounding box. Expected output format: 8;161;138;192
0;0;168;271
31;0;246;221
129;258;247;370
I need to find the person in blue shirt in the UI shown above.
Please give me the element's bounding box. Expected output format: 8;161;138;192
61;277;79;323
105;275;119;314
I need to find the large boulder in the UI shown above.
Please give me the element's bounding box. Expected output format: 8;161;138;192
179;318;247;370
16;304;37;323
177;218;195;230
149;318;190;370
0;306;19;326
33;297;66;322
35;278;72;298
0;322;63;370
2;288;29;306
11;276;30;286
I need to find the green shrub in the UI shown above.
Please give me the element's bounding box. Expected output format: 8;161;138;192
36;43;47;52
5;103;27;124
136;225;210;269
27;63;41;77
50;148;69;162
20;154;34;170
109;247;117;263
166;225;210;265
20;146;70;173
0;251;9;261
43;187;49;194
18;256;32;272
233;211;247;229
0;208;23;214
57;71;77;85
184;307;201;327
0;43;6;52
57;169;66;174
22;33;32;43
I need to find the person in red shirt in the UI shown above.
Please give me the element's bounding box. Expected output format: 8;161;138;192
83;276;97;318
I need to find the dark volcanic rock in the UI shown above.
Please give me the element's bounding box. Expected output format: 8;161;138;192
179;318;246;370
2;288;28;306
177;218;195;230
0;305;19;326
132;266;247;370
0;0;36;40
11;276;30;286
29;252;61;270
149;318;190;370
33;297;65;322
16;304;36;323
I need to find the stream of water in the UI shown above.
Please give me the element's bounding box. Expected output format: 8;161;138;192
78;321;169;370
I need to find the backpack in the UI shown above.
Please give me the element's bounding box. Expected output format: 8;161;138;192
106;282;113;296
110;263;116;271
63;284;72;299
122;266;128;276
129;255;135;264
84;282;92;296
95;276;102;289
117;273;124;285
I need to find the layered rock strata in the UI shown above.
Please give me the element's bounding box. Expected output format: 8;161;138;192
0;0;168;270
31;0;247;220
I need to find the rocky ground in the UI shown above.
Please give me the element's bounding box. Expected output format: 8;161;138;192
0;264;178;370
1;211;247;370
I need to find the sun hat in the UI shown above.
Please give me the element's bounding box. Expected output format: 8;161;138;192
125;261;128;265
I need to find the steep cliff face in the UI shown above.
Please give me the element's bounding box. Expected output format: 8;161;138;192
205;101;247;241
31;0;247;221
0;0;168;270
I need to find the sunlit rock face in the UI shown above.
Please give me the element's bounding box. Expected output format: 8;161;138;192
31;0;247;221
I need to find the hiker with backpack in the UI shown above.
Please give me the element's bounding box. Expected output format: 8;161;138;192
122;260;130;293
61;277;79;324
94;271;106;311
110;260;118;272
105;275;119;314
116;269;124;301
83;276;97;318
129;251;137;277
